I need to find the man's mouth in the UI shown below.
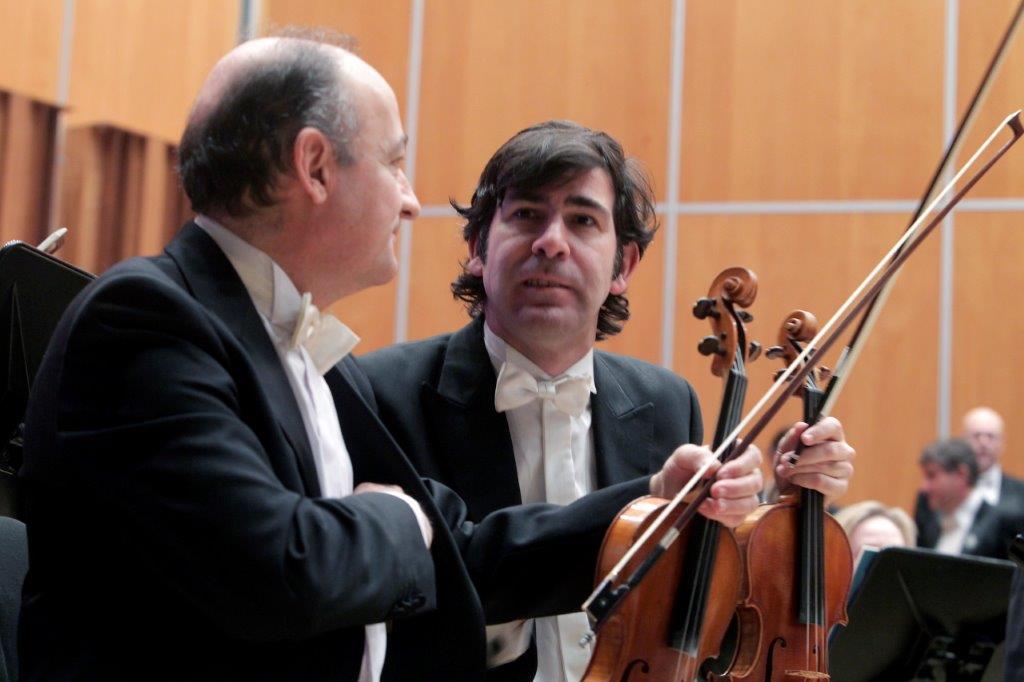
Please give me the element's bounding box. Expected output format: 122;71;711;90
523;278;569;289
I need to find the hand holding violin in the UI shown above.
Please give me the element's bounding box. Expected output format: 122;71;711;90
650;443;763;528
774;416;855;504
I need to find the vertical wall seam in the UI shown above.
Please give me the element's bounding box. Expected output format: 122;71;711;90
48;0;76;233
237;0;262;43
938;0;958;438
661;0;686;370
395;0;426;343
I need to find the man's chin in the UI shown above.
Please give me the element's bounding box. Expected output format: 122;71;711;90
514;307;586;336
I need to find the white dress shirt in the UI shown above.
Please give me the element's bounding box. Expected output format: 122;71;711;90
196;216;430;682
972;464;1003;507
483;323;597;682
936;491;984;555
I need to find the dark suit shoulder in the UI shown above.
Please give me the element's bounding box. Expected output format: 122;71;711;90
594;350;702;444
1003;472;1024;499
594;351;696;402
358;331;455;393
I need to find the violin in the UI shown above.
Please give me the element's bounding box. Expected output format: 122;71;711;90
716;311;852;681
583;267;760;681
581;111;1023;682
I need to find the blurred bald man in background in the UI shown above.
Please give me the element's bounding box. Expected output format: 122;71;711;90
914;407;1024;561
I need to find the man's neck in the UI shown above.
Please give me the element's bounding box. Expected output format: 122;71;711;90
207;210;340;308
483;319;592;377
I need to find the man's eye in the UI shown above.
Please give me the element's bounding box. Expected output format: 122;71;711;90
511;208;539;220
573;214;597;227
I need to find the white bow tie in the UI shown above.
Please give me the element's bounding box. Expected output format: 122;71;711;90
494;362;592;417
287;293;359;375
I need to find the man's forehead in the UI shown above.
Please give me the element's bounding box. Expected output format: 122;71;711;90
963;409;1003;432
504;168;614;208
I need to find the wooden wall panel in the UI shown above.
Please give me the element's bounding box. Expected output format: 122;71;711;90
0;0;63;103
680;0;945;201
260;0;411;111
952;213;1024;480
406;216;470;342
957;0;1024;197
66;0;238;142
674;214;941;511
416;0;672;206
329;281;398;356
0;92;58;245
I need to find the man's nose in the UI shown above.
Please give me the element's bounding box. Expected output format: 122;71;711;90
400;171;421;220
532;217;569;259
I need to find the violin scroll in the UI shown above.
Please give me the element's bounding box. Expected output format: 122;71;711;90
765;310;831;387
692;267;760;377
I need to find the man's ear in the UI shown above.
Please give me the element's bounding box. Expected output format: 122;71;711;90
610;242;640;295
292;127;333;204
466;233;483;276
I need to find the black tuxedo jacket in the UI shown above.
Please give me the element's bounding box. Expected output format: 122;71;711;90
18;223;648;681
358;317;703;679
915;490;1024;560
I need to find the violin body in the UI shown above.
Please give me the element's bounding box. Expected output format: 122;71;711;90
716;495;852;682
583;496;743;681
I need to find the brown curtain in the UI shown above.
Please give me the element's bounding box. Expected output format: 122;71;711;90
0;91;58;247
60;126;190;274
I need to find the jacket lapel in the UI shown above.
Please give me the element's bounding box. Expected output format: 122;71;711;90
965;500;998;556
164;222;321;496
591;353;655;488
422;318;521;520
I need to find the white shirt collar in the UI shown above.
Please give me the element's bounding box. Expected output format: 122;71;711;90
972;464;1002;506
194;215;359;372
482;320;596;394
945;490;984;530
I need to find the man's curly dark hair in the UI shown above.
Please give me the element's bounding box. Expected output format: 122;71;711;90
450;120;658;340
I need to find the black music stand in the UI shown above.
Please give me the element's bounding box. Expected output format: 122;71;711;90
0;241;93;517
829;546;1014;681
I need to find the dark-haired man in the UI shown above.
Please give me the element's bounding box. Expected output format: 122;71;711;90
18;37;764;681
360;121;855;681
916;438;1021;559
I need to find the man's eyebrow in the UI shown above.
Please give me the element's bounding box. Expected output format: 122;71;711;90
503;190;610;215
503;189;545;203
566;194;612;217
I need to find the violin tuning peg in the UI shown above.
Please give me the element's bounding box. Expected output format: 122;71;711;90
748;341;761;361
697;335;724;357
737;310;753;323
692;297;719;320
765;345;785;359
